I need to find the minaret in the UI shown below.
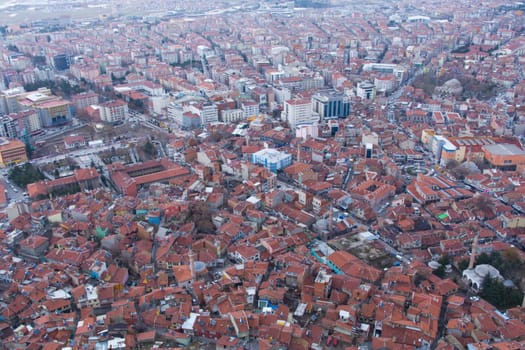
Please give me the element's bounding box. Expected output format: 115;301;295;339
468;234;479;270
188;246;196;280
328;204;333;233
297;143;301;163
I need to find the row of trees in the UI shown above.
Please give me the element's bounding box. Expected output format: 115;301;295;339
23;79;84;98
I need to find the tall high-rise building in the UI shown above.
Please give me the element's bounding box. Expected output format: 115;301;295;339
199;103;219;126
53;54;70;71
283;98;317;129
311;90;350;122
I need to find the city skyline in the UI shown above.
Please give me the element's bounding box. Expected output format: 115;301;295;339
0;0;524;349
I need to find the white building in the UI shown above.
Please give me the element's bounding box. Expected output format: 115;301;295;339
272;86;291;104
374;75;397;93
150;95;170;115
283;98;317;128
251;147;292;173
0;87;26;115
221;108;245;123
167;102;183;125
99;100;128;124
241;100;259;119
296;124;319;139
462;264;502;291
431;135;457;166
179;102;219;127
114;81;165;97
197;103;218;126
362;63;407;82
361;131;379;146
356;81;376;100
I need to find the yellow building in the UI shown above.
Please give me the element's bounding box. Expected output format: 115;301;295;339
0;138;27;167
420;129;435;146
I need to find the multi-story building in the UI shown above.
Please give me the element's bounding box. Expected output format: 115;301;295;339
52;54;70;71
283;98;317;129
0;138;27;167
221;109;245;123
72;92;99;111
114;81;165;97
0;111;40;139
0;115;18;139
34;99;71;127
241;100;260;120
356;81;376;100
483;144;525;171
170;102;218;128
13;89;72;127
198;103;219;126
11;110;42;135
431;135;458;166
99;100;128;124
374;75;397;93
168;102;184;125
362;63;407;82
27;168;100;199
311;90;351;122
251;148;292;173
108;158;190;196
0;87;26;115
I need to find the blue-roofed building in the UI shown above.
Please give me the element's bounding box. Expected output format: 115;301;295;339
251;147;292;173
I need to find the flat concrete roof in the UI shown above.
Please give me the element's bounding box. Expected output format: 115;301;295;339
484;143;525;156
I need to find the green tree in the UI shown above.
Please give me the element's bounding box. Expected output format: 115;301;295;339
457;259;469;271
188;201;215;234
475;252;492;265
23;80;55;92
143;140;156;157
433;264;446;278
8;163;46;187
479;275;523;309
413;271;426;286
438;254;451;266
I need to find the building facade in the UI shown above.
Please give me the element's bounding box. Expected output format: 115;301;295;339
221;108;245;123
36;99;72;127
100;100;129;124
241;100;260;120
356;81;376;100
199;103;219;126
251;148;292;173
483;144;525;171
312;90;350;121
283;98;317;129
0;138;27;167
